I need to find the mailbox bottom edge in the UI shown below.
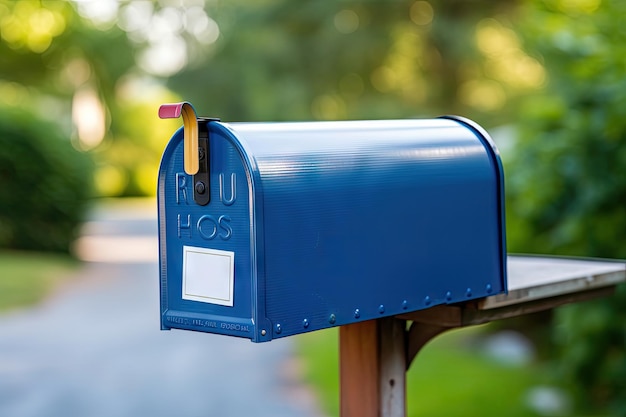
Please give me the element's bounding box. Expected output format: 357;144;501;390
162;310;255;340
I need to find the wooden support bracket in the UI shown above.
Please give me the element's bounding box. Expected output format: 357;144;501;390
339;257;625;417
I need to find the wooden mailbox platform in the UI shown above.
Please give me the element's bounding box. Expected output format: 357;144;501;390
339;255;626;417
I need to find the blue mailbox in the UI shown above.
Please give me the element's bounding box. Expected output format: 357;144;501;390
157;102;507;342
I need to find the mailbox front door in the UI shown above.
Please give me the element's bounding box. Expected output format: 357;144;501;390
158;121;268;341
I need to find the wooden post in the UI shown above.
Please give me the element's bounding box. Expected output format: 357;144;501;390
379;318;407;417
340;320;380;417
340;318;407;417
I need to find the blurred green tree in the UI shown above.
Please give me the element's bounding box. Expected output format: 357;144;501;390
0;0;185;198
0;1;98;251
0;105;93;252
2;0;535;199
170;0;530;125
507;0;626;414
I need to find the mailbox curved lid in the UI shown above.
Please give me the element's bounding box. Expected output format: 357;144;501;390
218;117;505;232
216;116;508;303
159;116;507;341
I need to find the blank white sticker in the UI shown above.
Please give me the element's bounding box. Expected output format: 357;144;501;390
182;246;235;307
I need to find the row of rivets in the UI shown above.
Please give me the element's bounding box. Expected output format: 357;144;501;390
424;283;494;305
272;314;335;335
271;284;495;336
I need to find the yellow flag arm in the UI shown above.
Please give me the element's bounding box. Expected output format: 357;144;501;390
158;102;199;175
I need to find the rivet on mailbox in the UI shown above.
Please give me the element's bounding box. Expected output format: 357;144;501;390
157;102;507;342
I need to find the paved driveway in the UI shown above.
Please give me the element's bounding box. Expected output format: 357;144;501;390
0;199;324;417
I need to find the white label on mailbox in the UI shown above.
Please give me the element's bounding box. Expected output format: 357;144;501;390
182;246;234;307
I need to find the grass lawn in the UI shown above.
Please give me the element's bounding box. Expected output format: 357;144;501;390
296;325;552;417
0;250;78;312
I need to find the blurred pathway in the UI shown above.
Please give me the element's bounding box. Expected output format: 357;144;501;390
0;199;325;417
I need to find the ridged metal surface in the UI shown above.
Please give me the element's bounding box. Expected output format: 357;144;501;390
159;118;507;342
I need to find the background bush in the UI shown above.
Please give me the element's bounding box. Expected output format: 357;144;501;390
0;107;93;253
506;1;626;414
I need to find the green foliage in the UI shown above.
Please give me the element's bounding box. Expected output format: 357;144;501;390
408;334;544;417
170;0;525;124
507;0;626;259
1;0;534;199
296;329;339;416
507;0;626;414
0;0;177;197
0;250;77;311
554;285;626;415
0;106;93;252
297;327;549;417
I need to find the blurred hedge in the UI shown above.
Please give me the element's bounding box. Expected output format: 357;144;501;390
0;108;93;253
506;1;626;414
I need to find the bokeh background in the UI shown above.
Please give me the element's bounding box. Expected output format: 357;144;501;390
1;0;625;416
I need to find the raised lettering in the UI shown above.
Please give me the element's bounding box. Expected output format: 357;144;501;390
218;215;232;240
167;316;190;325
220;323;250;332
192;319;217;328
197;215;218;240
176;172;188;204
219;173;237;206
219;323;250;333
178;214;192;238
178;214;235;240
